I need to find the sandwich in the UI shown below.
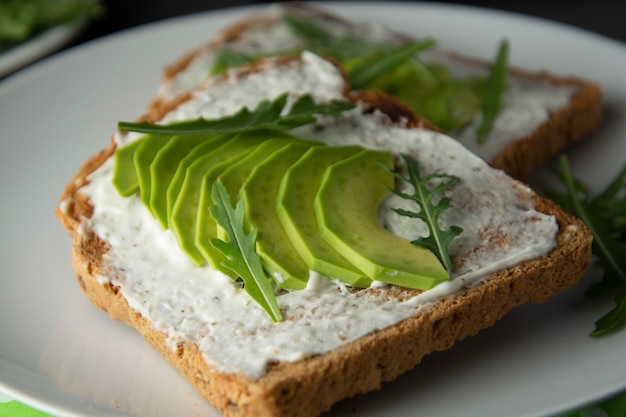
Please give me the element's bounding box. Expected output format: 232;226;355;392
150;2;603;180
56;52;593;417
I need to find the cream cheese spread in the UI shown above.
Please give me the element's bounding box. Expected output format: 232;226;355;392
79;52;558;380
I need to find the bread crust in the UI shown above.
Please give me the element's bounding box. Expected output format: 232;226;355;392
150;3;602;181
56;60;593;417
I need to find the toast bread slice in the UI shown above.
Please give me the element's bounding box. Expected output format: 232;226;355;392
56;53;593;417
150;2;602;181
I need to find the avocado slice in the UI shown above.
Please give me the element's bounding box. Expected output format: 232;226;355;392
149;134;222;229
214;138;294;240
113;135;170;197
134;134;173;215
166;134;234;225
241;141;319;290
170;132;270;266
277;145;372;287
112;135;154;197
194;131;295;270
314;149;449;290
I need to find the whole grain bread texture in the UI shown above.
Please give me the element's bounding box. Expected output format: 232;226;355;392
56;54;593;417
149;2;602;181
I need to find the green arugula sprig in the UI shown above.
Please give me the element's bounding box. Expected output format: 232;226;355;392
211;49;259;75
208;181;283;322
208;13;392;78
348;39;437;89
286;12;507;141
389;154;463;272
545;155;626;336
285;12;437;89
284;12;390;60
206;13;508;139
476;39;509;144
117;93;354;136
216;10;378;74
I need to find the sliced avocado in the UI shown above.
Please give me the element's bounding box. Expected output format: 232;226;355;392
112;136;150;197
277;145;372;287
314;149;449;290
170;132;270;266
134;134;173;215
241;141;319;290
194;131;295;270
149;134;222;229
360;59;484;132
113;139;141;197
166;134;233;226
214;137;294;240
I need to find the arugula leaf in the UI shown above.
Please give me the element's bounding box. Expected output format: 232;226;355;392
545;155;626;336
284;12;331;44
593;164;626;225
207;13;391;76
210;49;259;75
284;12;388;60
208;181;283;322
117;93;354;136
476;39;509;144
389;154;463;271
348;39;437;89
592;291;626;336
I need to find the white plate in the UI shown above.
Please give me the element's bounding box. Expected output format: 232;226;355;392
1;2;625;417
0;20;87;78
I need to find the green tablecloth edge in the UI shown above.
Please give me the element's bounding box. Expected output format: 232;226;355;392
1;390;626;417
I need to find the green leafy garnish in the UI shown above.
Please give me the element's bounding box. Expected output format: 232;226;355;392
283;12;388;60
207;13;389;79
0;0;103;53
207;13;502;134
284;13;508;134
210;49;259;75
389;154;463;271
208;181;283;322
117;93;354;136
284;12;330;45
476;39;509;143
348;39;437;89
545;155;626;336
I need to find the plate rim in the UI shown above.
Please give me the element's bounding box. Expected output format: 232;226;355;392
1;2;625;417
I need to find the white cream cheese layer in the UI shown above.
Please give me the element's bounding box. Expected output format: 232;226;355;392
80;52;558;380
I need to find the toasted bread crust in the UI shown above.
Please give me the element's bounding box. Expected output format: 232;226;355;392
151;3;602;181
56;57;593;416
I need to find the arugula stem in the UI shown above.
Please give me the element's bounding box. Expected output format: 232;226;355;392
410;165;450;271
390;155;461;272
476;39;509;144
559;155;626;284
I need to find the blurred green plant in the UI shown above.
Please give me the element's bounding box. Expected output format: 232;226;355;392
0;0;103;52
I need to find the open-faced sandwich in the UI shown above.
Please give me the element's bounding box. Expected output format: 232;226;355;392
56;51;593;417
151;2;602;180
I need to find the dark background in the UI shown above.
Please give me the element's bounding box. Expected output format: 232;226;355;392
3;0;626;79
75;0;626;44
